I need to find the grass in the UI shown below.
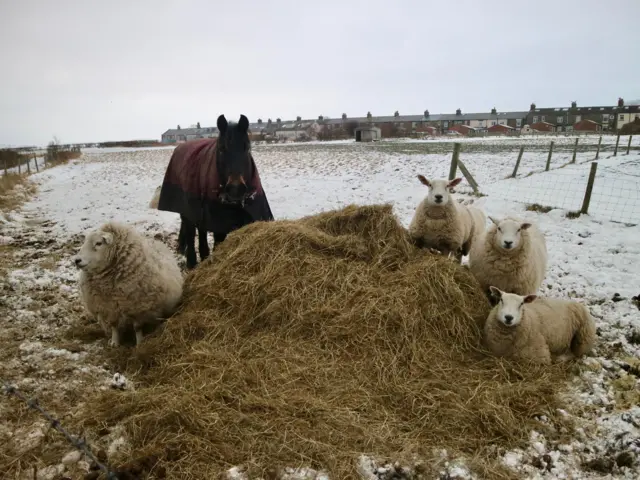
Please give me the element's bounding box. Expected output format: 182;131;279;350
0;173;34;210
526;203;554;213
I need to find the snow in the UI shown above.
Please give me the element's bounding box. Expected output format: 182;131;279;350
2;136;640;479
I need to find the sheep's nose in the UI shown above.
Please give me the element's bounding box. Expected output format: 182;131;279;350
503;241;513;248
74;258;82;265
435;195;443;202
504;315;514;324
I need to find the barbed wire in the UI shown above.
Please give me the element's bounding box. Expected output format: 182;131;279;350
2;379;120;479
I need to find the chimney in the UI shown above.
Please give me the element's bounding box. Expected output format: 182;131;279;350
456;108;462;115
276;118;281;124
267;118;272;124
618;97;624;107
394;110;399;117
424;109;429;117
530;103;536;111
491;107;497;115
367;111;372;119
258;118;262;124
571;101;577;109
318;115;324;121
342;113;347;120
296;116;301;122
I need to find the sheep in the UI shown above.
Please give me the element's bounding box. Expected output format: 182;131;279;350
407;176;486;262
483;286;596;365
468;215;547;296
148;185;161;209
72;221;184;347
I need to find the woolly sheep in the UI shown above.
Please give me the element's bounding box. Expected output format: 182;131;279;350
483;286;596;365
148;185;161;209
72;221;183;347
408;176;486;261
468;215;547;296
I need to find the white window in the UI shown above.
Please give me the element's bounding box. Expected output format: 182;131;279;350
491;121;497;126
619;114;624;121
557;116;563;124
603;114;609;121
533;116;538;123
516;119;522;127
575;115;581;123
541;116;546;122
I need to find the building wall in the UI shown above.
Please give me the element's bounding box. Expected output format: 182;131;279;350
574;120;602;132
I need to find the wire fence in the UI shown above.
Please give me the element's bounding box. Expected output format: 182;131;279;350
449;134;640;225
2;379;120;479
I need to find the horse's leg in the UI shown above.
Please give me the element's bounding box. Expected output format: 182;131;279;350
183;218;198;269
213;232;227;249
198;225;210;262
177;216;188;255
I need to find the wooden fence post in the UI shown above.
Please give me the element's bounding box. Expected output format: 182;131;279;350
512;146;524;178
26;155;31;174
580;162;598;215
571;137;578;163
545;141;554;171
34;154;39;173
456;159;479;194
18;157;21;175
3;157;7;176
614;134;620;156
449;143;460;180
595;135;602;159
627;135;633;155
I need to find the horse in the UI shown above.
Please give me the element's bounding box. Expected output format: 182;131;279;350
157;114;274;269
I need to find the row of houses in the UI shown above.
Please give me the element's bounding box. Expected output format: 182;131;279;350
160;98;640;143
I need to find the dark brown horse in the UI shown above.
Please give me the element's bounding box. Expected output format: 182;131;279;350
157;114;274;268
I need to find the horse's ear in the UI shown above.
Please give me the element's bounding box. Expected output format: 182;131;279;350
217;114;228;133
238;114;249;132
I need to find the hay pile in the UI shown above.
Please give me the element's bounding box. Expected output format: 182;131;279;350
85;204;568;479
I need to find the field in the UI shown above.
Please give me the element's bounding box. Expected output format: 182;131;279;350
1;134;640;479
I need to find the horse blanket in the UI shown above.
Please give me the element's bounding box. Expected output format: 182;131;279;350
157;137;274;233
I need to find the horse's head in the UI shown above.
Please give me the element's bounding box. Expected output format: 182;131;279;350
216;114;253;205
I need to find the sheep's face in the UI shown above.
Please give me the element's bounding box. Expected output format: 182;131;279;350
72;229;114;272
490;217;532;251
489;286;537;327
417;175;462;207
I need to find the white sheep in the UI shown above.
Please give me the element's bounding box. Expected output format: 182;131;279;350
148;185;161;209
408;176;486;261
468;215;547;296
73;221;183;347
483;286;596;365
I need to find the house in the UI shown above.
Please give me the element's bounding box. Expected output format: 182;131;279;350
525;101;619;133
615;104;640;132
487;124;515;135
448;124;476;136
573;119;602;132
160;121;266;144
354;126;381;142
530;121;556;132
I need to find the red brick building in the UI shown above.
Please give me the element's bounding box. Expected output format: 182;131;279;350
530;121;556;132
573;119;602;132
448;124;476;136
487;124;515;135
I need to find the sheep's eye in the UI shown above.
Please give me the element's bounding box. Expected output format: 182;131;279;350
95;241;102;247
497;227;502;232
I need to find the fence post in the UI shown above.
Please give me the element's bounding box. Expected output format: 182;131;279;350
512;146;524;178
580;162;598;215
456;159;479;194
18;157;21;175
449;143;460;180
545;141;554;171
34;154;39;173
595;135;602;159
627;135;633;155
571;137;578;163
26;155;31;174
614;134;620;156
3;157;7;176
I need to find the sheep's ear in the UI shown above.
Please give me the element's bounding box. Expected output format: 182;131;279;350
489;286;502;299
523;294;537;304
101;232;113;245
448;177;463;188
520;222;532;230
417;174;430;187
488;216;500;226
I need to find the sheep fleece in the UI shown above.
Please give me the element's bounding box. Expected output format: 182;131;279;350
79;223;183;333
469;219;547;295
484;298;596;364
408;200;486;256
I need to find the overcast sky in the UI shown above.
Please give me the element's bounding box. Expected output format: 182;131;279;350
1;0;638;146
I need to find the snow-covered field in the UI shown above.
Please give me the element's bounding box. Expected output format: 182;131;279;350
1;135;640;479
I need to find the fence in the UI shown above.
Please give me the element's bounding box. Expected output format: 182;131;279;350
447;134;640;225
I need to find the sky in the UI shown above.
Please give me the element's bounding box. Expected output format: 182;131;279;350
1;0;639;147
